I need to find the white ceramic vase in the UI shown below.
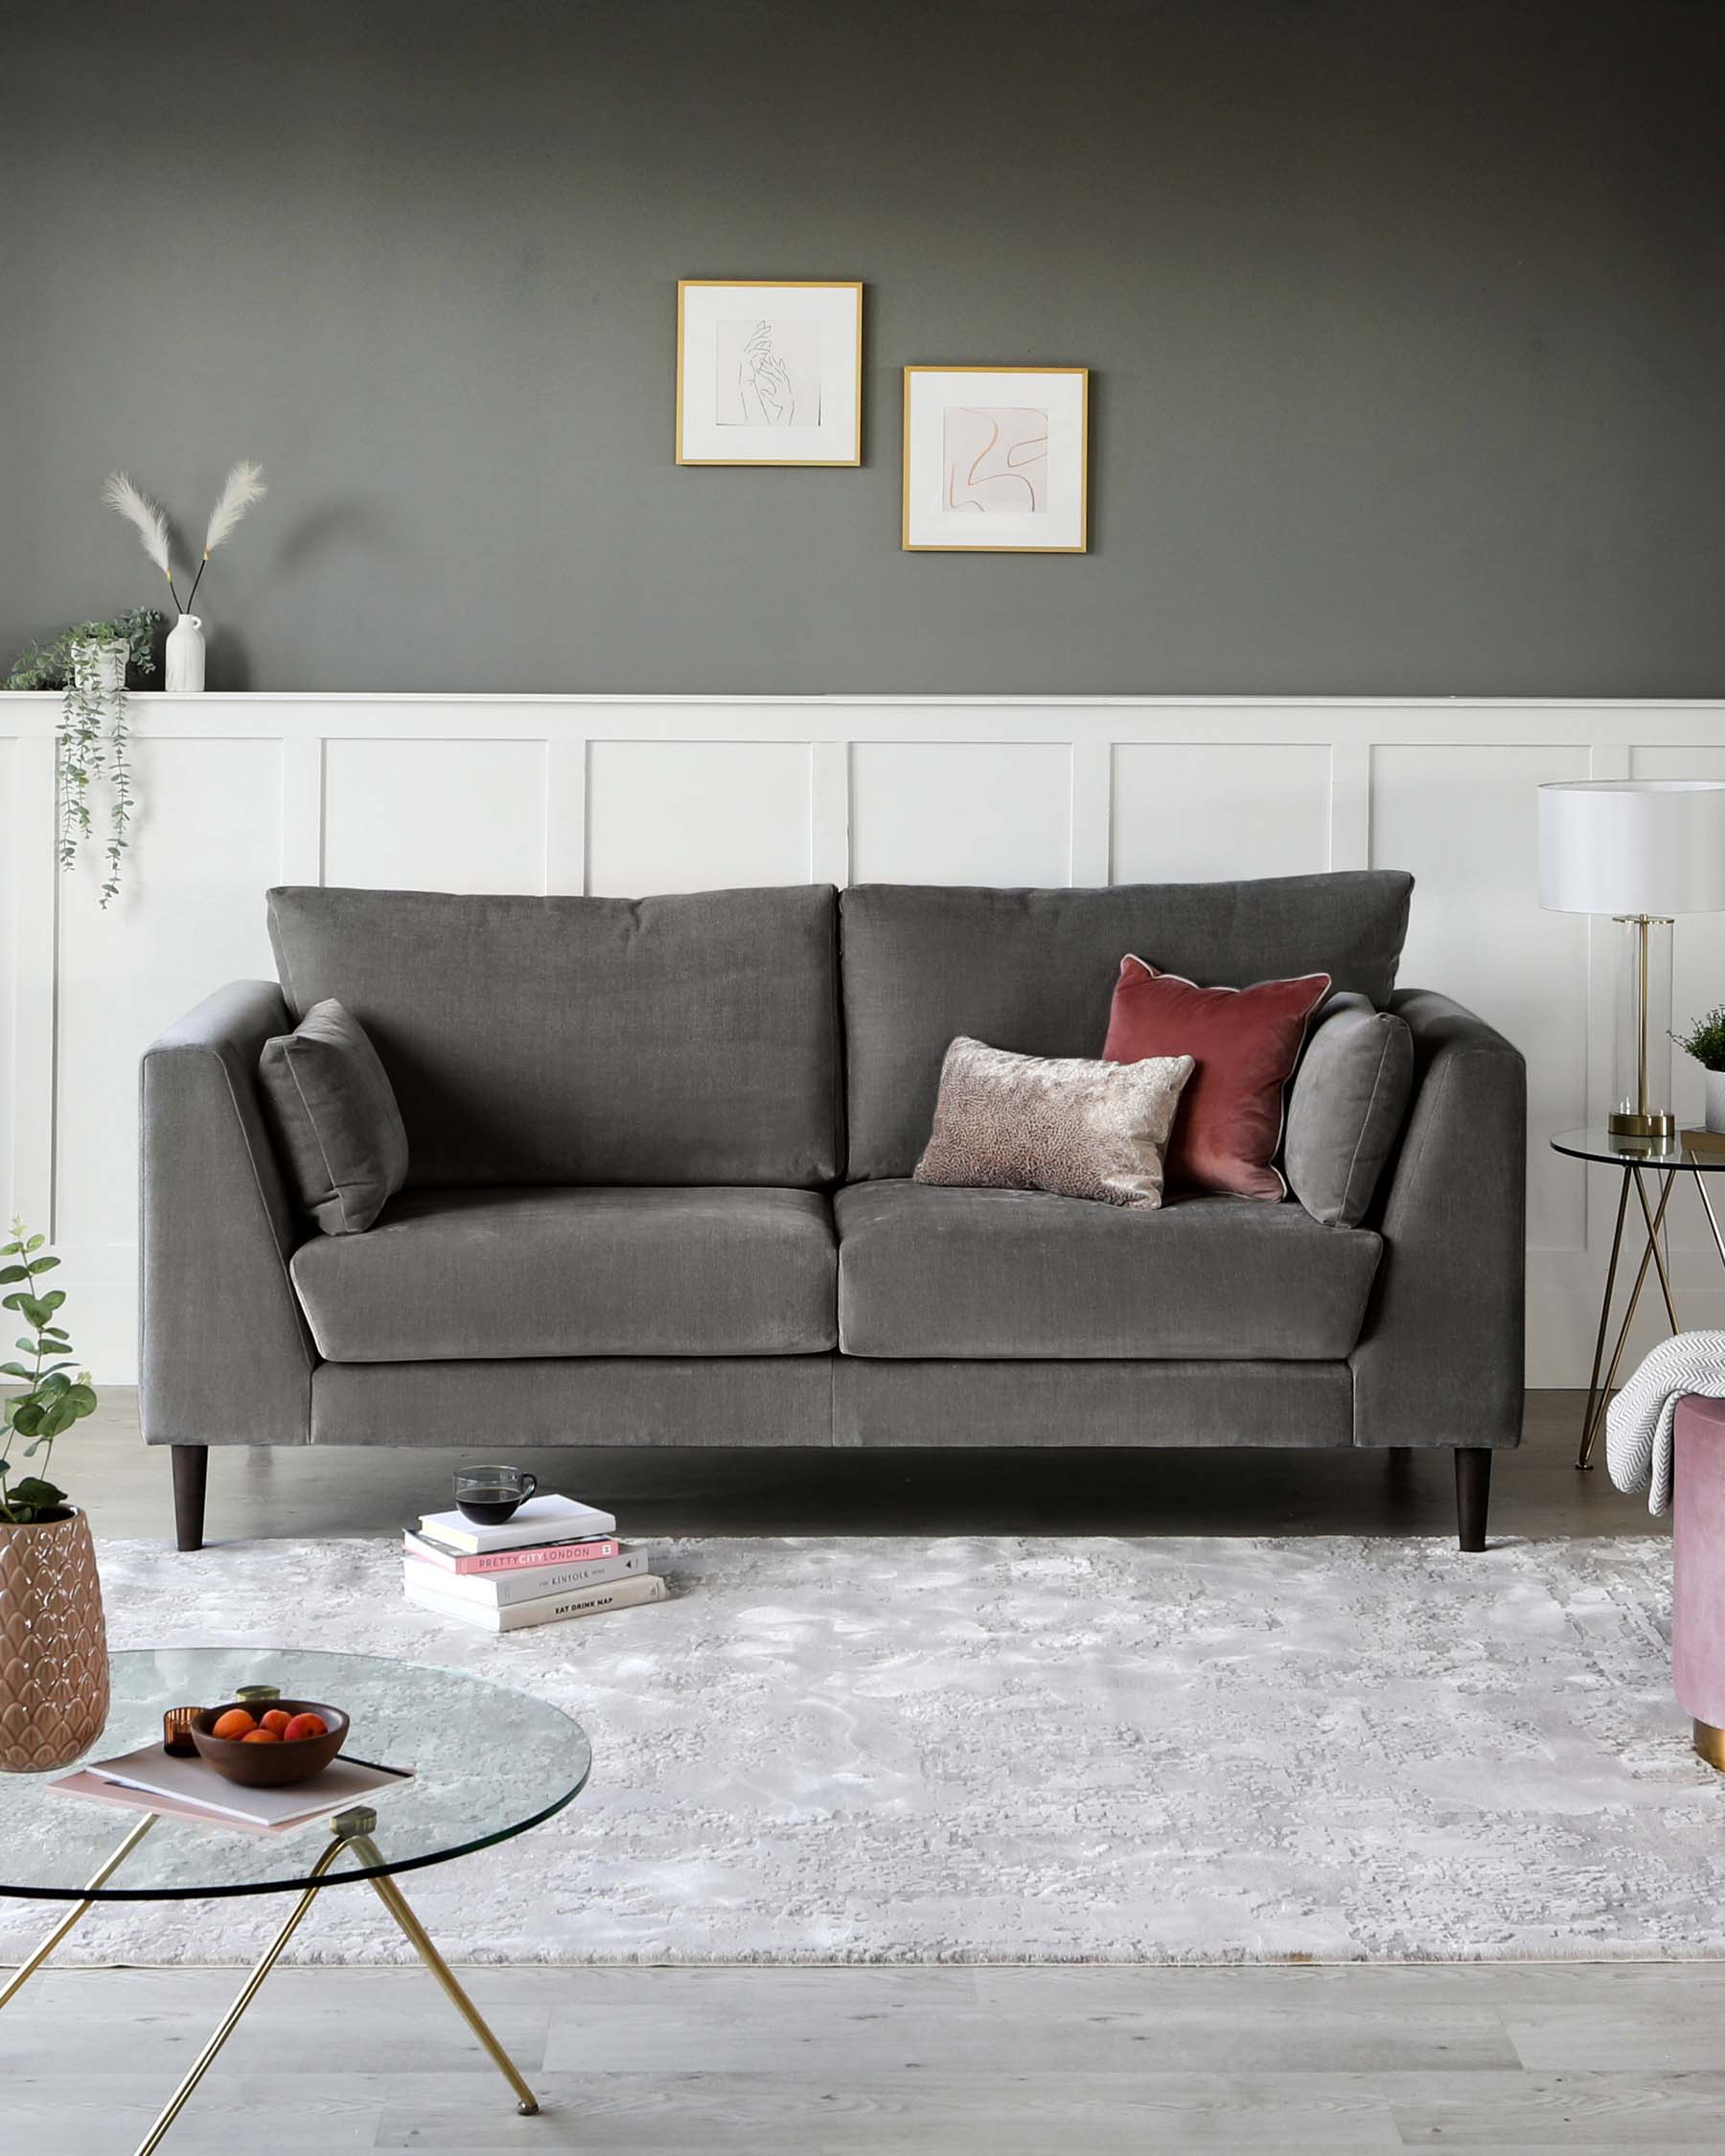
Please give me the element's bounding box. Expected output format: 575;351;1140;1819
165;612;206;694
1707;1067;1725;1135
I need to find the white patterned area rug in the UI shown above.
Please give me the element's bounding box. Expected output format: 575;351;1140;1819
6;1533;1722;1969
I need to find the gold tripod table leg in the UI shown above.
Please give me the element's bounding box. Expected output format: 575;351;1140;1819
1577;1168;1679;1470
1577;1168;1632;1469
132;1823;360;2156
1689;1157;1725;1272
1631;1164;1681;1334
0;1812;159;2014
347;1832;540;2116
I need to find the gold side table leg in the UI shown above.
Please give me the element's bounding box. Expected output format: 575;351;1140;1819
1631;1164;1682;1334
0;1812;159;2013
1577;1168;1633;1468
347;1830;540;2116
1577;1169;1679;1469
132;1820;365;2156
1688;1156;1725;1271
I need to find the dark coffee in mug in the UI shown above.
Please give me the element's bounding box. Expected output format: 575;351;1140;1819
455;1464;537;1525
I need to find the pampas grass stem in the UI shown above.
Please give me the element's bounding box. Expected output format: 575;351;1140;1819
102;471;183;612
184;460;267;609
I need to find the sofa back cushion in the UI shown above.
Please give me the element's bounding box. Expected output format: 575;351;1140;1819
840;874;1413;1181
267;885;840;1188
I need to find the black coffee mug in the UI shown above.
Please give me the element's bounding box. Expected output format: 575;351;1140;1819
455;1464;538;1525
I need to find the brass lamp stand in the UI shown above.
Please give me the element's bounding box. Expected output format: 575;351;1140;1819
1607;912;1674;1144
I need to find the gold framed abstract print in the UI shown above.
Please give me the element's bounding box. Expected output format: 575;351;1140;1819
902;365;1088;552
677;281;863;466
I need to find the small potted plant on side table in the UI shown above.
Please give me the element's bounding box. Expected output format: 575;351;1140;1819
0;1220;105;1772
1675;1006;1725;1136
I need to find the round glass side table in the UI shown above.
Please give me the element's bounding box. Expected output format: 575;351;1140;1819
1551;1126;1725;1469
0;1646;591;2154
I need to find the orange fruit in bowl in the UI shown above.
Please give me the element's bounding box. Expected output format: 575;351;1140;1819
260;1709;292;1735
211;1709;257;1741
241;1729;282;1743
283;1712;329;1743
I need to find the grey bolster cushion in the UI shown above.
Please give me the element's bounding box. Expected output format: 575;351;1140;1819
1348;989;1526;1450
140;980;315;1446
1283;992;1415;1228
259;998;409;1235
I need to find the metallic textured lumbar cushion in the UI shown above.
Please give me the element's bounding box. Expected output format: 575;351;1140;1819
913;1035;1193;1208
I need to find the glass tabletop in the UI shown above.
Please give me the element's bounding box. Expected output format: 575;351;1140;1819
1550;1126;1725;1171
0;1648;590;1903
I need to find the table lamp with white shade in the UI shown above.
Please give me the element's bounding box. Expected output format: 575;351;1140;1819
1538;780;1725;1140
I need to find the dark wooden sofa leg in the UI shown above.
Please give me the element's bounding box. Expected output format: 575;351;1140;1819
172;1444;208;1553
1455;1447;1490;1553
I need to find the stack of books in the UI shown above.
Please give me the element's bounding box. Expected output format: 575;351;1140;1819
402;1491;665;1633
52;1746;413;1834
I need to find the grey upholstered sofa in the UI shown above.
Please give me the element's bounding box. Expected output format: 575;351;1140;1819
140;873;1525;1553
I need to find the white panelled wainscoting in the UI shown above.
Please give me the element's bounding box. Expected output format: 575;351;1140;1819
3;693;1723;1386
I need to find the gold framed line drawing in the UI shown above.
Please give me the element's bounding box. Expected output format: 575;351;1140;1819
677;281;863;467
902;365;1089;552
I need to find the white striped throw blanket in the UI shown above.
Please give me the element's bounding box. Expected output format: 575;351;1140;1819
1607;1329;1725;1514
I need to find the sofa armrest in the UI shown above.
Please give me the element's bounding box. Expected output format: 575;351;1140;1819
140;981;314;1446
1348;988;1526;1449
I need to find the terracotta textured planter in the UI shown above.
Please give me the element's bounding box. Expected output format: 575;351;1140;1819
0;1509;109;1773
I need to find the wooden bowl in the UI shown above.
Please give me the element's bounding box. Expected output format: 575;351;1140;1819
190;1699;349;1788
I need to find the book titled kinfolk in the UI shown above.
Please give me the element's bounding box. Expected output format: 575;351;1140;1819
402;1545;649;1607
403;1530;621;1576
415;1493;617;1555
403;1570;669;1634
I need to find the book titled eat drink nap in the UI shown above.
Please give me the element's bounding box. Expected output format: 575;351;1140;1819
404;1570;668;1633
416;1493;616;1556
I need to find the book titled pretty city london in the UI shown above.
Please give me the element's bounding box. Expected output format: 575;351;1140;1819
404;1489;664;1633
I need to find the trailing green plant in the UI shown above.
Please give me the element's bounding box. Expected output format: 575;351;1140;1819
0;1220;96;1525
7;610;160;909
4;608;159;693
1674;1005;1725;1074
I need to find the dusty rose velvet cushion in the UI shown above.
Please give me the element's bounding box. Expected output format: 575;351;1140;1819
913;1036;1195;1209
1103;957;1331;1201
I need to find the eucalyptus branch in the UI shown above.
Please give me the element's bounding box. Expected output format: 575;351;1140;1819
51;635;137;902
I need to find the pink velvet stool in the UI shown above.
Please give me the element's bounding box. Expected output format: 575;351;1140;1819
1672;1393;1725;1770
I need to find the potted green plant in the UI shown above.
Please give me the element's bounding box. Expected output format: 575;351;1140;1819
5;607;160;907
1674;1007;1725;1135
0;1221;106;1773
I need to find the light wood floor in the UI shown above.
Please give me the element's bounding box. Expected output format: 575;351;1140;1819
73;1385;1661;1546
8;1391;1712;2153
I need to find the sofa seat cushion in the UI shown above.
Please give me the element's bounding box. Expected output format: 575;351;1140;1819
835;1181;1381;1360
291;1186;838;1361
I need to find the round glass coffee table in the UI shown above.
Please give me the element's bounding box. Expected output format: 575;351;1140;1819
0;1647;591;2153
1552;1126;1725;1469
